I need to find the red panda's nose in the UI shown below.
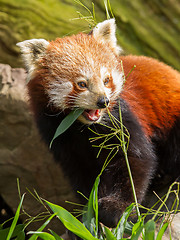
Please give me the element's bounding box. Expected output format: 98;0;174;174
97;96;109;108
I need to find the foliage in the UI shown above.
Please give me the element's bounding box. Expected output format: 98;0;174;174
49;108;84;148
0;180;179;239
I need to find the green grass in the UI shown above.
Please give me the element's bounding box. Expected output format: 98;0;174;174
1;179;179;239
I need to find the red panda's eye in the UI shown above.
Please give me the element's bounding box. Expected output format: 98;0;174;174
104;77;110;86
77;81;87;89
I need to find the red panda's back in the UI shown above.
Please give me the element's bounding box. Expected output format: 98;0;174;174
120;55;180;138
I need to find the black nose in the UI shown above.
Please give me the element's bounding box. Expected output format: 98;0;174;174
97;96;109;108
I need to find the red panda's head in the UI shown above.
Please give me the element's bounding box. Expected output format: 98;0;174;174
17;19;124;124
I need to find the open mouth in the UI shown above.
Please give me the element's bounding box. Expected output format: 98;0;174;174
83;109;101;122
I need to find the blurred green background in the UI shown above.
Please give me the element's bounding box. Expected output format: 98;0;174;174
0;0;179;70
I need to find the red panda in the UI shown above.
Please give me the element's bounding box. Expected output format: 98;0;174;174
17;19;180;227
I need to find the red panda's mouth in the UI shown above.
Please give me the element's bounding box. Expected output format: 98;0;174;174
83;109;101;122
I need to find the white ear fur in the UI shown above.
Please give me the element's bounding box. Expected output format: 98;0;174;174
93;19;122;55
17;39;49;81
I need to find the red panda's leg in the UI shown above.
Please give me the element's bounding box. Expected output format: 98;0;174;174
98;153;156;227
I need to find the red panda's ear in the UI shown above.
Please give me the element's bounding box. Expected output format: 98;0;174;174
17;39;49;81
92;19;122;55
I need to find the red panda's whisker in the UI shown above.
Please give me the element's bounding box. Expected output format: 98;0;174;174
17;19;180;228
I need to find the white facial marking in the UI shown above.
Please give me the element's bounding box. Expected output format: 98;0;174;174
100;66;109;79
112;69;124;94
100;66;111;99
47;81;73;109
79;68;93;80
74;91;97;110
104;87;111;99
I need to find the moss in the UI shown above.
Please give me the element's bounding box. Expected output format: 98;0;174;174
0;0;179;70
0;0;86;67
93;0;180;70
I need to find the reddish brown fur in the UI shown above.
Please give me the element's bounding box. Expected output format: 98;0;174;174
28;33;122;115
23;30;180;230
120;55;180;137
18;19;180;230
46;33;120;80
28;36;180;137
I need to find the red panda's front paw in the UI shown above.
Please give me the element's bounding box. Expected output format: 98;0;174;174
98;196;124;228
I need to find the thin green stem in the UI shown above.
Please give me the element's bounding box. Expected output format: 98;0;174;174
119;103;141;218
152;182;180;221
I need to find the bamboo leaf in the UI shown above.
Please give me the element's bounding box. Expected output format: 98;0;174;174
131;220;144;240
6;194;25;240
28;231;56;240
0;224;24;240
45;200;97;240
112;203;134;238
50;108;84;148
28;213;56;240
144;220;155;240
83;176;100;237
104;226;116;240
156;222;168;240
16;230;26;240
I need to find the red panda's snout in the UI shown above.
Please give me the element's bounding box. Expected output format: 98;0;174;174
97;96;110;109
77;94;110;125
79;96;110;124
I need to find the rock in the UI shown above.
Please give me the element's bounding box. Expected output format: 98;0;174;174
155;213;180;240
170;213;180;239
0;64;77;234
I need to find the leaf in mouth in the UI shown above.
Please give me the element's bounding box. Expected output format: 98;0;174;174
49;108;84;149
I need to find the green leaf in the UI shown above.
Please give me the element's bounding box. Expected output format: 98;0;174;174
131;219;143;235
0;224;24;240
131;220;144;240
49;108;84;148
49;229;63;240
83;175;100;236
45;200;97;240
144;220;155;240
112;203;134;238
16;230;26;240
131;226;144;240
28;213;56;240
156;222;168;240
6;194;25;240
104;226;117;240
28;231;56;240
124;221;134;235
